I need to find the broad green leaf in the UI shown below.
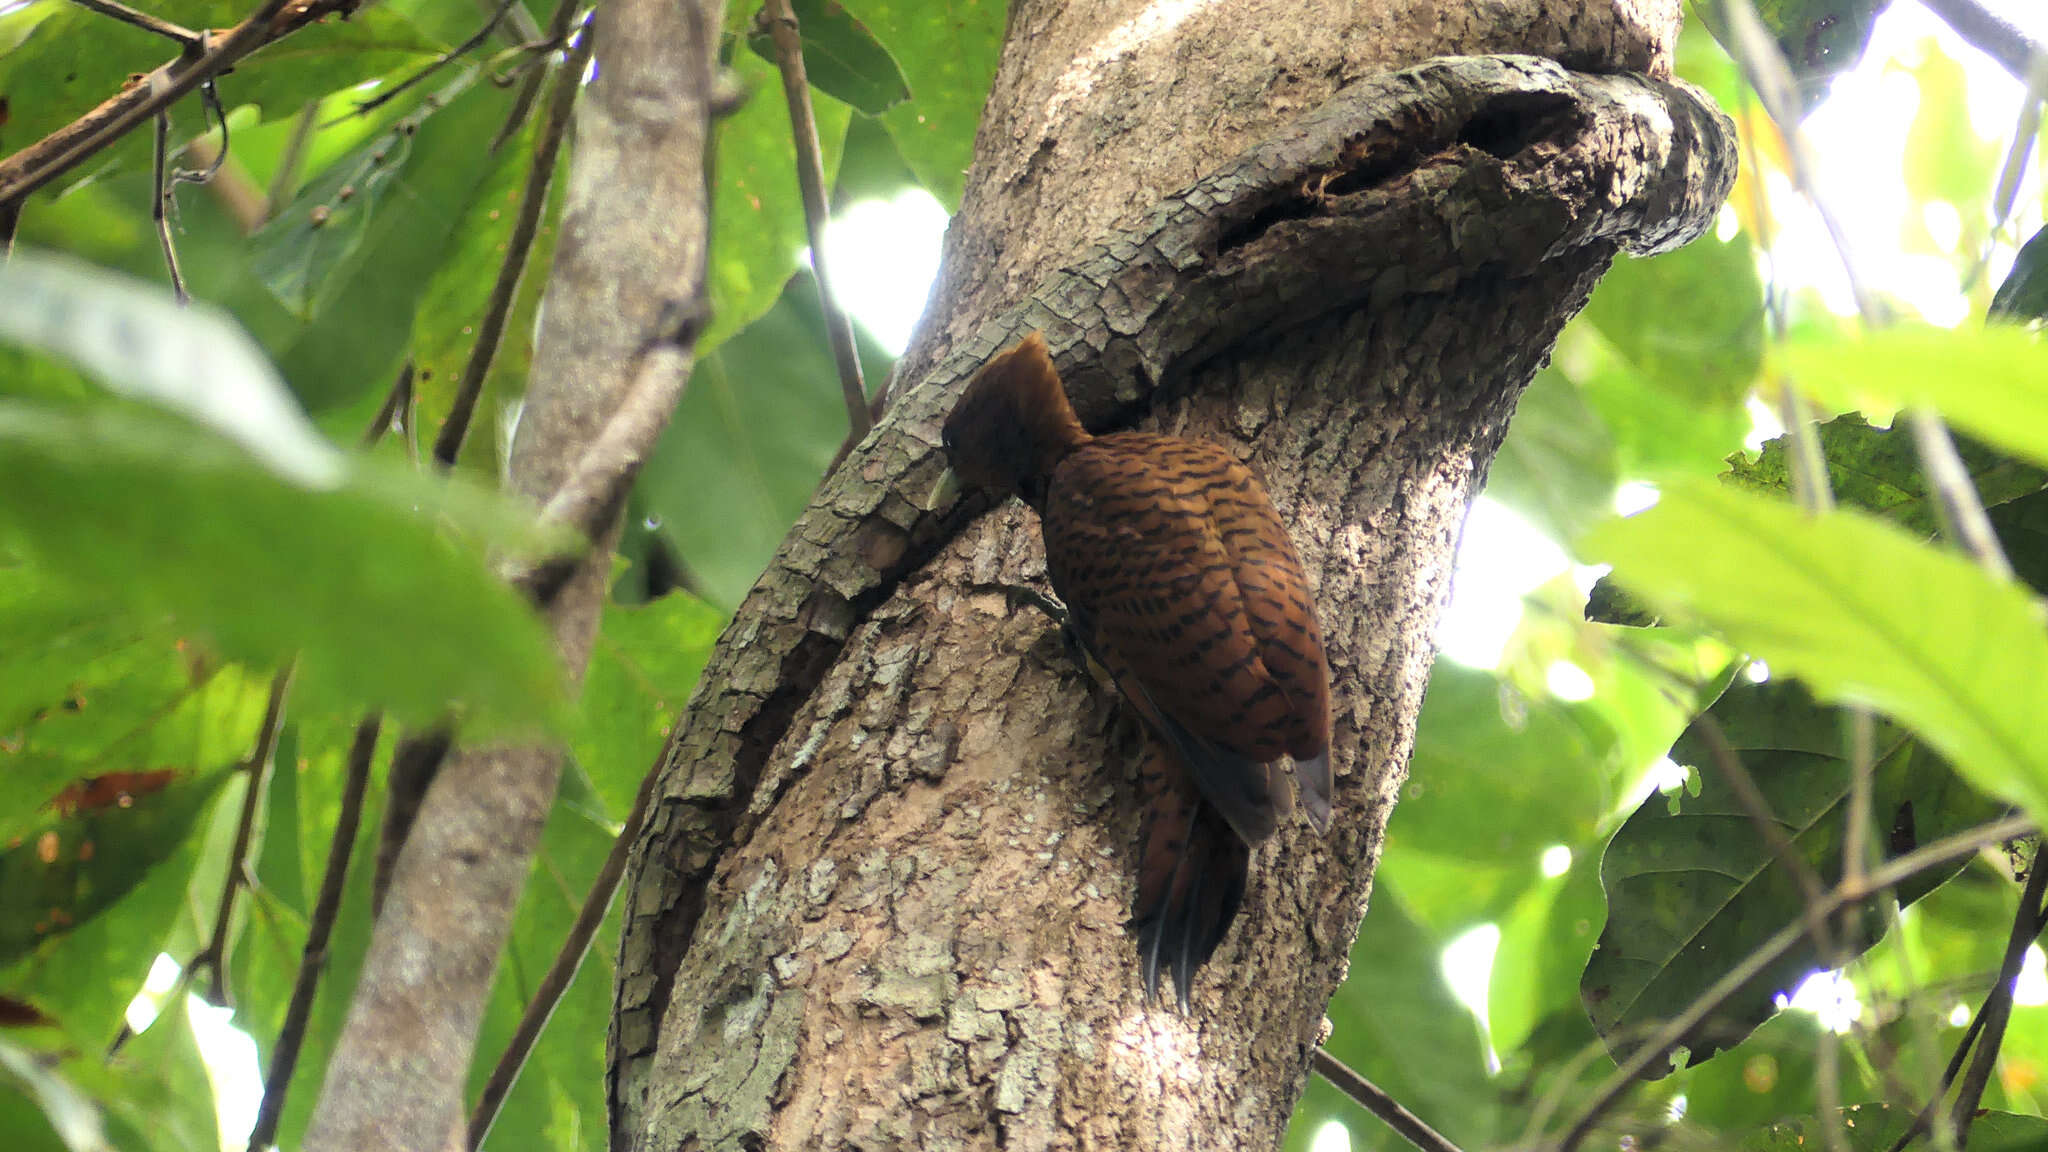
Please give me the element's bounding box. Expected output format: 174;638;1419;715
1489;366;1620;543
833;113;920;206
1727;413;2048;538
0;402;565;729
1677;1011;1863;1132
1386;664;1622;874
0;1036;107;1152
746;0;911;115
98;998;216;1152
1570;233;1761;478
258;74;525;411
1746;1104;2048;1150
639;274;892;608
1777;325;2048;475
1584;480;2048;822
230;9;448;122
1990;224;2048;323
1696;0;1882;108
1297;886;1497;1151
0;253;341;487
705;52;852;352
574;593;726;815
0;769;232;967
840;0;1004;209
1488;849;1606;1056
407;97;559;478
1580;678;2002;1073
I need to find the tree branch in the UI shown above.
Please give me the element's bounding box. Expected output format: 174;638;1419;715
1554;814;2038;1151
433;0;593;468
247;715;380;1151
301;0;725;1141
758;0;871;454
1312;1047;1465;1152
1917;0;2048;87
0;0;357;206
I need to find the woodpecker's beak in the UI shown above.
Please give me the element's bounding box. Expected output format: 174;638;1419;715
925;464;964;512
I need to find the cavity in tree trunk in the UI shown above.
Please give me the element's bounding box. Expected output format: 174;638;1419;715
612;2;1734;1149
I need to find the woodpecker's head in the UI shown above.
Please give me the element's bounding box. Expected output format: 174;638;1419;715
941;332;1089;509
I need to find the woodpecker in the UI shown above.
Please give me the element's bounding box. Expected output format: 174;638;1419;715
942;332;1332;1007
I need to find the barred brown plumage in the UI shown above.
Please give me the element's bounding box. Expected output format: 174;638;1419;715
942;332;1333;1009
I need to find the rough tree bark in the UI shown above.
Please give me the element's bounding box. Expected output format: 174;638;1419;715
611;3;1734;1150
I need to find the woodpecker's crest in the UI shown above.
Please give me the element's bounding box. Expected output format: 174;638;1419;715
941;332;1089;509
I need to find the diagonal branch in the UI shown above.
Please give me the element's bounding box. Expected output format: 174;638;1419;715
758;0;871;455
0;0;359;206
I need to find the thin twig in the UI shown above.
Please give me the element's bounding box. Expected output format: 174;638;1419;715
467;760;661;1149
433;1;592;469
68;0;200;45
759;0;872;454
363;361;416;449
1908;409;2019;579
1311;1047;1465;1152
0;0;322;206
1948;843;2048;1146
1917;0;2048;87
1688;715;1837;955
353;0;527;119
1555;813;2037;1151
151;114;190;304
190;666;295;1003
247;715;380;1152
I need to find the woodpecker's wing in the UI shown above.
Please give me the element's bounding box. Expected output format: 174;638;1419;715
1042;433;1329;842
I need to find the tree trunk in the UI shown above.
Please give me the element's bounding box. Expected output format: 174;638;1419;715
611;3;1733;1149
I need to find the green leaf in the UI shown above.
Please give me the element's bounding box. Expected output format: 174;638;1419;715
1488;848;1606;1056
99;997;217;1152
1489;366;1620;543
226;711;386;1151
1777;324;2048;476
1677;1010;1860;1132
1406;664;1623;861
703;51;852;352
0;1036;109;1152
0;401;565;729
229;9;448;121
1584;480;2048;822
1696;0;1882;108
1898;45;1997;229
1580;678;2003;1073
0;252;342;487
0;769;233;967
839;0;1004;209
1305;886;1498;1150
574;593;726;814
1569;233;1762;478
256;73;526;411
1990;225;2048;323
746;0;911;115
1727;413;2048;538
639;274;889;607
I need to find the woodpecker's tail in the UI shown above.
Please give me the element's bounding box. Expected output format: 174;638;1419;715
1129;738;1249;1010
